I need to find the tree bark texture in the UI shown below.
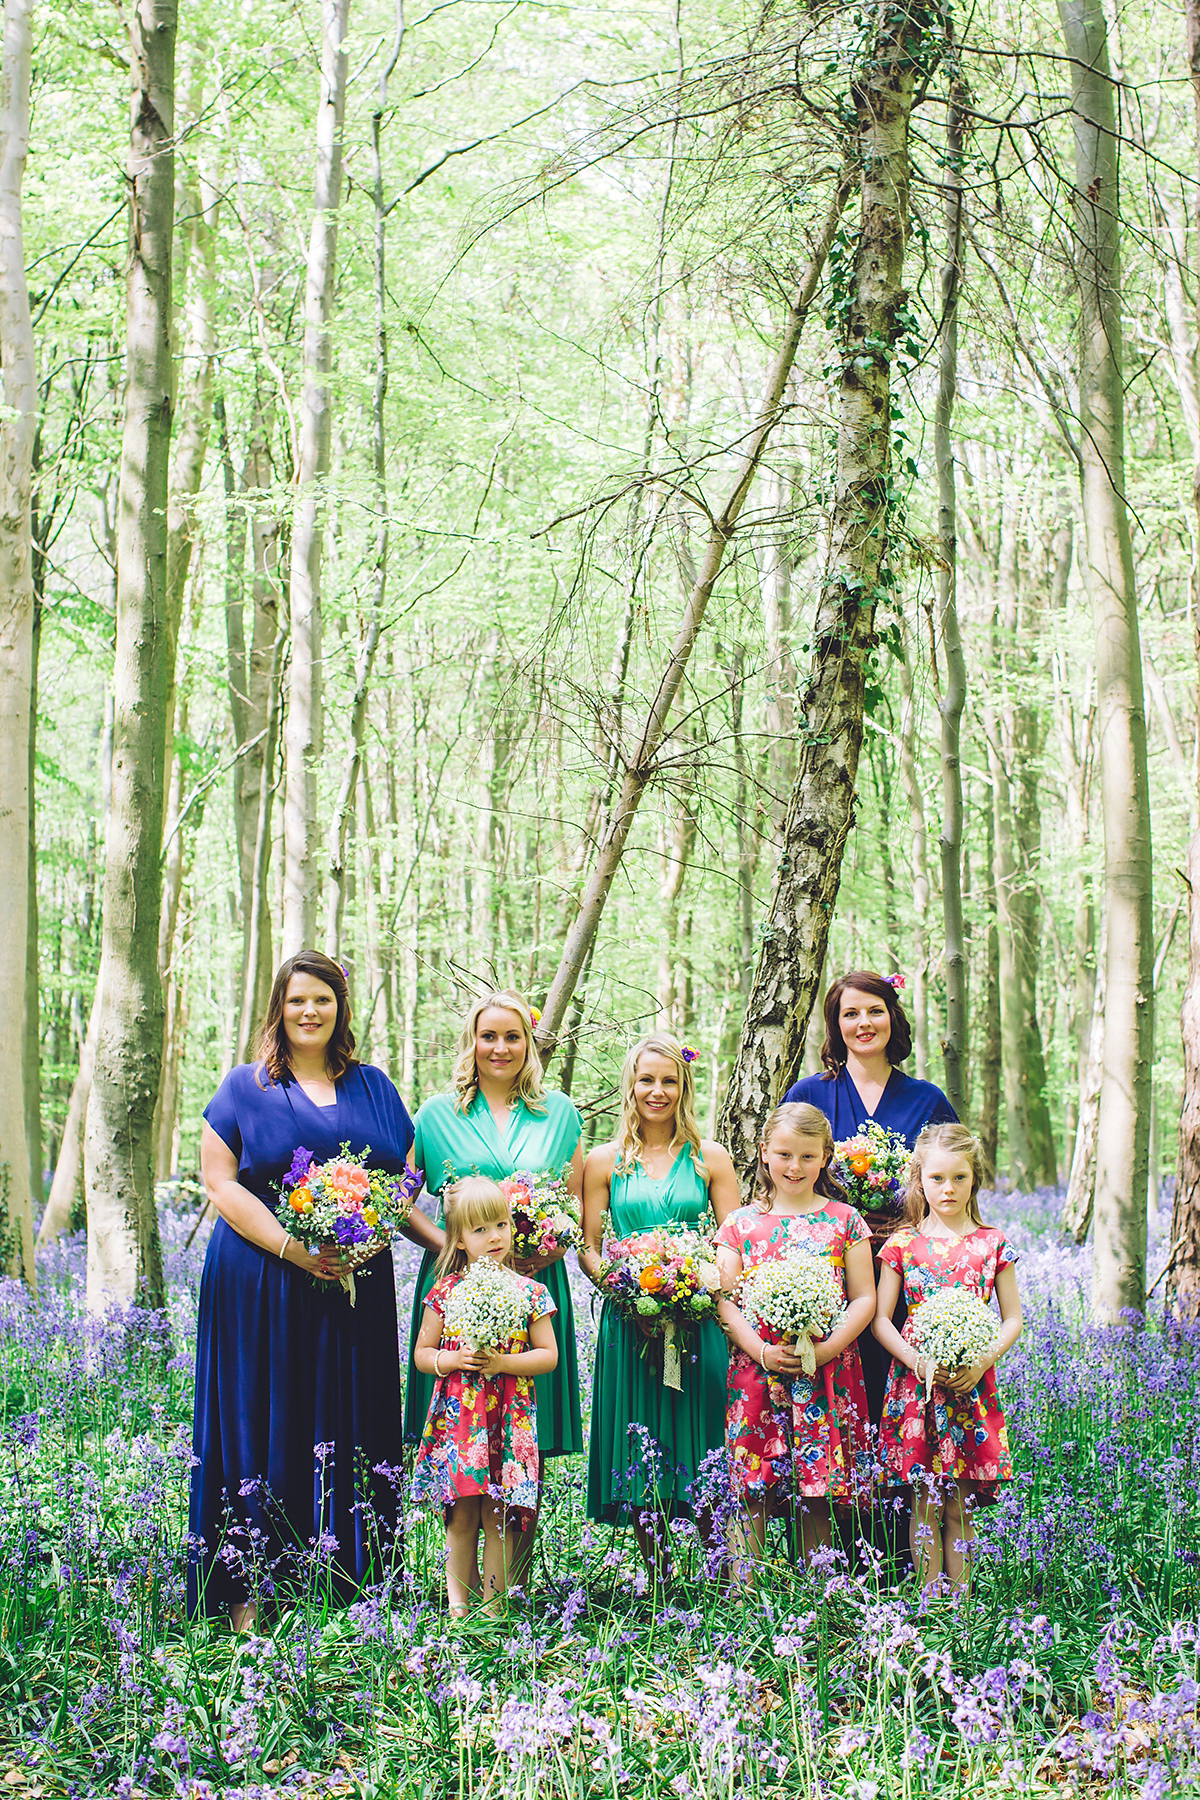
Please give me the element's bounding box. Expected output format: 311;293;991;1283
282;0;353;959
1169;0;1200;1319
719;9;929;1173
0;0;36;1282
1059;0;1154;1318
935;71;967;1116
535;167;854;1058
85;0;177;1312
897;635;930;1077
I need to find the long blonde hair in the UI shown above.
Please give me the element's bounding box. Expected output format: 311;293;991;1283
614;1034;705;1176
450;989;547;1114
433;1177;515;1281
753;1103;845;1212
904;1122;985;1229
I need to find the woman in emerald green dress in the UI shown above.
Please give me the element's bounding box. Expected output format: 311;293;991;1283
581;1034;739;1572
402;991;584;1474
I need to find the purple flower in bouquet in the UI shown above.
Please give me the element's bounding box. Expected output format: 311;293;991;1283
285;1145;314;1188
332;1212;374;1247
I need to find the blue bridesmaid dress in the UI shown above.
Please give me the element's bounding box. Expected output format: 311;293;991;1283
188;1061;413;1617
783;1066;957;1145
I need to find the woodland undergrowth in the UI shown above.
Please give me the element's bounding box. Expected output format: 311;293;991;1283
0;1192;1197;1799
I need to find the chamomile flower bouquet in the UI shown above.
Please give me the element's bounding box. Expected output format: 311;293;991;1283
597;1228;720;1390
831;1122;912;1219
738;1249;846;1377
499;1168;580;1262
443;1260;530;1356
277;1145;415;1304
909;1286;999;1401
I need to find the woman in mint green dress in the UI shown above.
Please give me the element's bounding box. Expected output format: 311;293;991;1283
402;991;584;1461
581;1033;739;1571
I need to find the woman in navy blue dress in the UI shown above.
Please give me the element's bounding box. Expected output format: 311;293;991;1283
188;951;439;1626
784;970;957;1423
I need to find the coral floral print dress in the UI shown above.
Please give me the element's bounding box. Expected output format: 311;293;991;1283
878;1224;1016;1503
411;1270;554;1532
716;1203;873;1504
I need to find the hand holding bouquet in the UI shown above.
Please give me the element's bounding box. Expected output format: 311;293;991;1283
597;1228;720;1390
442;1260;529;1366
738;1249;845;1377
277;1145;415;1305
832;1123;911;1230
909;1285;999;1402
499;1168;580;1266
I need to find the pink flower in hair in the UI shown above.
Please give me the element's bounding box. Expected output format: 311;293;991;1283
885;973;906;991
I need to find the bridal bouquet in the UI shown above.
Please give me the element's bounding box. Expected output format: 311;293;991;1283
442;1260;530;1357
909;1286;999;1402
831;1122;911;1219
500;1168;580;1263
738;1249;845;1377
277;1145;415;1304
597;1228;720;1390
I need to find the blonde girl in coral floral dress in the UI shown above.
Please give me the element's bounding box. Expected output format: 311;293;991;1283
411;1179;557;1615
715;1102;876;1574
873;1122;1023;1589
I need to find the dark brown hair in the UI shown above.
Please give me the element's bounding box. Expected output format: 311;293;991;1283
256;951;358;1085
819;970;912;1075
904;1123;985;1229
753;1102;848;1212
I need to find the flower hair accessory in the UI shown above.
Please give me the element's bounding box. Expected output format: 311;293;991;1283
529;1005;542;1027
680;1044;698;1064
884;973;905;991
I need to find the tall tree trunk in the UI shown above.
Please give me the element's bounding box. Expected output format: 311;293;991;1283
535;171;852;1058
282;0;353;957
897;634;930;1076
1059;0;1153;1319
0;0;36;1282
85;0;177;1311
1064;914;1106;1241
720;9;929;1170
24;534;41;1211
979;804;1002;1180
1169;0;1200;1319
935;67;968;1115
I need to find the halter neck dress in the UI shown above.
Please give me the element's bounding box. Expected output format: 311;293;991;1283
402;1088;583;1457
586;1146;728;1523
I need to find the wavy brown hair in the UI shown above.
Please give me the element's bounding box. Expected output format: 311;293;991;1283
256;951;358;1086
753;1102;846;1212
903;1122;985;1230
818;970;913;1075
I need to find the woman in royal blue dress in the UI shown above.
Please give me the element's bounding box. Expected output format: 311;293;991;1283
783;970;957;1426
188;950;440;1628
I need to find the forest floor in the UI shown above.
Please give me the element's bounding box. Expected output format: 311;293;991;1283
0;1190;1196;1798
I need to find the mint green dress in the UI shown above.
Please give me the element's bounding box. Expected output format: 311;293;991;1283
585;1148;729;1521
402;1089;584;1456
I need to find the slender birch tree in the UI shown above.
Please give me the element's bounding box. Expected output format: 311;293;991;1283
0;0;37;1283
282;0;353;958
1058;0;1153;1319
84;0;177;1311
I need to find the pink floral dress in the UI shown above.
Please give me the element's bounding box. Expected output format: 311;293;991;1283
878;1224;1016;1503
411;1269;554;1532
716;1202;873;1504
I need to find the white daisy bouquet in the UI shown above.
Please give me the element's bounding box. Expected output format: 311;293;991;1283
443;1260;529;1356
909;1285;999;1401
499;1168;580;1262
738;1250;845;1376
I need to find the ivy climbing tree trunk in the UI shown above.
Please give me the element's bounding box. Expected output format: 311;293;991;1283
84;0;177;1311
0;0;37;1282
1059;0;1153;1319
282;0;352;958
720;4;931;1172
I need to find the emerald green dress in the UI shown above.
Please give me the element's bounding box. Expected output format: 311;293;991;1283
586;1147;729;1522
402;1089;584;1456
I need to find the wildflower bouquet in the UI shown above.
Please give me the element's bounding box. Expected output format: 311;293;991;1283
499;1168;580;1263
739;1250;845;1377
443;1260;529;1357
277;1145;415;1305
597;1228;720;1390
910;1286;999;1402
831;1122;911;1220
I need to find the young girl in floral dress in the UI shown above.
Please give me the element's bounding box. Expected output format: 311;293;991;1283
872;1122;1023;1588
411;1179;558;1614
716;1102;876;1572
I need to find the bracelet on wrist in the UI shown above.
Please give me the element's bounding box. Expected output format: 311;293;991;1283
278;1233;292;1261
434;1349;444;1379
